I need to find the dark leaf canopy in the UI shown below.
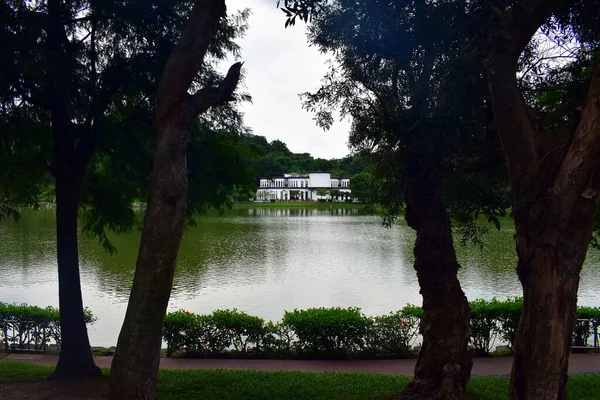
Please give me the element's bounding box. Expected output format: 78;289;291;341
0;0;252;252
297;0;508;241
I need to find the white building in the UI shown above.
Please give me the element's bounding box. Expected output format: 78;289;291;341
256;172;351;201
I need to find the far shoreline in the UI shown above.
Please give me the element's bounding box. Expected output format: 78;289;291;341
232;201;368;209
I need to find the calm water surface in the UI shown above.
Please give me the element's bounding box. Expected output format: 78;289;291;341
1;207;599;346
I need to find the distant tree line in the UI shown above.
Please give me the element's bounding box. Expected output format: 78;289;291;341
239;133;371;180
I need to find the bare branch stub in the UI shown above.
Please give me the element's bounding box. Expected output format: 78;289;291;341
187;61;244;121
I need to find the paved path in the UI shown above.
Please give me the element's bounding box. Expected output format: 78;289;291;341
2;353;600;376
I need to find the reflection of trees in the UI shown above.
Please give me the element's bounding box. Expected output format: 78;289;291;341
3;211;600;308
172;217;279;299
0;210;58;284
246;207;364;217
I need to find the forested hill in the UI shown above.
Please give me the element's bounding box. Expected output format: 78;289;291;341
240;133;370;179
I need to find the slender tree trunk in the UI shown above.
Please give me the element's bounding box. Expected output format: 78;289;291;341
109;1;242;398
401;167;472;400
109;122;190;398
50;170;101;380
45;0;100;380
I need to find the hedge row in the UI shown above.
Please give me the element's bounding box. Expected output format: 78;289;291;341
163;307;421;359
0;302;95;352
467;298;600;355
163;299;600;359
3;299;597;357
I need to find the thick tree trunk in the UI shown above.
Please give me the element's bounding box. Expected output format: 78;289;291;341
507;62;600;400
50;171;101;380
509;194;599;399
109;1;241;398
401;168;472;400
485;34;600;397
510;238;579;400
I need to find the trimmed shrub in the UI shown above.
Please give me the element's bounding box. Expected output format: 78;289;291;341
163;309;265;356
162;300;600;359
162;310;203;357
261;320;295;356
368;311;419;357
282;307;371;356
469;298;501;356
493;297;522;351
210;309;265;353
0;302;95;352
400;304;423;319
574;306;600;348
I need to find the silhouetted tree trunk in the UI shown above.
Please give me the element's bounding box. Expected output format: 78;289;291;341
109;1;242;398
483;1;600;398
47;0;99;380
50;169;100;380
400;164;472;400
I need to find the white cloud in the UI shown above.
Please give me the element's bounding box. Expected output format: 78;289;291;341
221;0;352;159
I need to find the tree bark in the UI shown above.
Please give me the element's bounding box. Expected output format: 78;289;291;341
482;2;600;396
506;59;600;400
510;206;594;399
109;1;242;398
49;169;101;380
109;117;190;399
400;166;472;400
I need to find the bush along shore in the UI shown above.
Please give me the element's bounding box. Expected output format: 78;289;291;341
2;299;598;359
162;299;600;359
0;302;95;353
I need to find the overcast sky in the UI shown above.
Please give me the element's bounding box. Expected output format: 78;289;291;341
220;0;352;160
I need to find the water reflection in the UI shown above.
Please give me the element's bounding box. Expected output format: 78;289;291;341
245;207;364;217
1;207;599;346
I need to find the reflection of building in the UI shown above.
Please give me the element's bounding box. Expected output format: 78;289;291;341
256;172;351;201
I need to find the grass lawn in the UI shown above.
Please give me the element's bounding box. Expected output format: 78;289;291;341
1;361;599;399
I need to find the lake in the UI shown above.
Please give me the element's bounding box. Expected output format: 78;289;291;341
1;206;599;346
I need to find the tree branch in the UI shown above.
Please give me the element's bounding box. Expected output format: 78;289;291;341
552;58;600;212
482;0;568;191
506;0;559;57
155;0;227;129
186;61;243;122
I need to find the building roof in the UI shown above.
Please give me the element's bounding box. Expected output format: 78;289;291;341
259;172;350;180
